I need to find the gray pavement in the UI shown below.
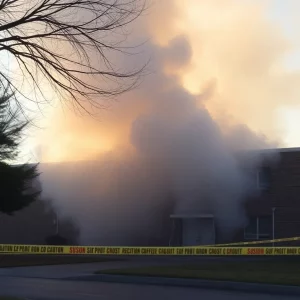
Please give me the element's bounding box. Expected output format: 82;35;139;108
0;259;299;300
0;260;152;279
0;276;299;300
0;256;238;279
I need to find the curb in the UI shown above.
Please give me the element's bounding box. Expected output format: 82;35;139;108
64;274;300;296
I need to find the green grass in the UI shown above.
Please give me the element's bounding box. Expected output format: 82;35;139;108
0;255;119;268
97;259;300;286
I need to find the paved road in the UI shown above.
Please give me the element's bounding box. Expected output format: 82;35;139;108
0;260;299;300
0;257;240;279
0;276;298;300
0;256;277;279
0;260;155;279
0;257;195;279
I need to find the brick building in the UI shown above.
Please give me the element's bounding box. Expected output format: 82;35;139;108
241;147;300;244
2;147;300;247
170;147;300;246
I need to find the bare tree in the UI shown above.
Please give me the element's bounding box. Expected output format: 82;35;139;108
0;0;146;113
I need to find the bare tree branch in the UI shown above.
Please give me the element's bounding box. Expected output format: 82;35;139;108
0;0;147;114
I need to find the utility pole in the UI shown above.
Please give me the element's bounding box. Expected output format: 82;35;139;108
53;213;59;235
272;207;276;247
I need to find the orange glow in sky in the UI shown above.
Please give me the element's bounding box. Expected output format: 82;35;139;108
17;0;300;163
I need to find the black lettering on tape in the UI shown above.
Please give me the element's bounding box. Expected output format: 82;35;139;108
176;248;184;255
274;248;286;255
87;247;94;254
158;248;175;255
141;248;157;255
0;245;13;252
47;246;64;254
265;248;273;255
195;248;207;255
30;246;40;253
121;248;141;255
133;248;141;254
184;248;194;255
209;248;222;255
19;246;30;253
227;248;243;255
94;247;105;254
287;248;297;255
106;248;120;255
121;248;129;255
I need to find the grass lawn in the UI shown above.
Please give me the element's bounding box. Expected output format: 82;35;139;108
97;259;300;286
0;254;119;268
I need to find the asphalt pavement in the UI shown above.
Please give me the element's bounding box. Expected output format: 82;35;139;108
0;257;244;279
0;259;299;300
0;276;299;300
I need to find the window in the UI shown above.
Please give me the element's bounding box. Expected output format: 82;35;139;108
257;167;271;190
244;217;257;239
244;216;272;240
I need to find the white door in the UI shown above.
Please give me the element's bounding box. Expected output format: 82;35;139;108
182;218;215;246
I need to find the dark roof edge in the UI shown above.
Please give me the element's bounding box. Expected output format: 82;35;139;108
246;147;300;154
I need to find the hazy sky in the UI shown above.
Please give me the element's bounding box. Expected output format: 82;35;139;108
19;0;300;244
267;0;300;147
14;0;300;162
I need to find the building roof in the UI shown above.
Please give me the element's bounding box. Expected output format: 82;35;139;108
275;147;300;153
170;214;214;219
245;147;300;154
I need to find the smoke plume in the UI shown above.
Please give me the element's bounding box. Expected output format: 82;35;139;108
37;0;297;245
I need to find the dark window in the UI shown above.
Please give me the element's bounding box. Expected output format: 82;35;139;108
244;217;257;238
257;167;271;190
259;216;272;235
244;216;272;240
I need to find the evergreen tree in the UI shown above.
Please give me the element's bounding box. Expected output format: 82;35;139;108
0;88;40;214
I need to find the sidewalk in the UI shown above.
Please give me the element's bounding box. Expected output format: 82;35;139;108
0;259;172;279
64;273;300;297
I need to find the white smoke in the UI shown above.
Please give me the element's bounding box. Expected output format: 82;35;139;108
38;0;284;245
39;38;271;245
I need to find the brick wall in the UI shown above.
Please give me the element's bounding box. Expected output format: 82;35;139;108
237;149;300;245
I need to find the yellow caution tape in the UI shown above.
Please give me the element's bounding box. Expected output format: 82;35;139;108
1;244;300;255
196;236;300;247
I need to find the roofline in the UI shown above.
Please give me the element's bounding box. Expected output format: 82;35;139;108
15;147;300;167
264;147;300;153
237;147;300;155
170;214;214;219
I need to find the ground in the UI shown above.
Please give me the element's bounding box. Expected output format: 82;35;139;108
1;256;300;299
97;258;300;286
0;254;118;268
0;276;298;300
0;297;23;300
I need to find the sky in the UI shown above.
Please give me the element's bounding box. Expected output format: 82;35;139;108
266;0;300;147
12;0;300;163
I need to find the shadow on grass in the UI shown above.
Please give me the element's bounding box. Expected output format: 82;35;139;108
97;259;300;286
